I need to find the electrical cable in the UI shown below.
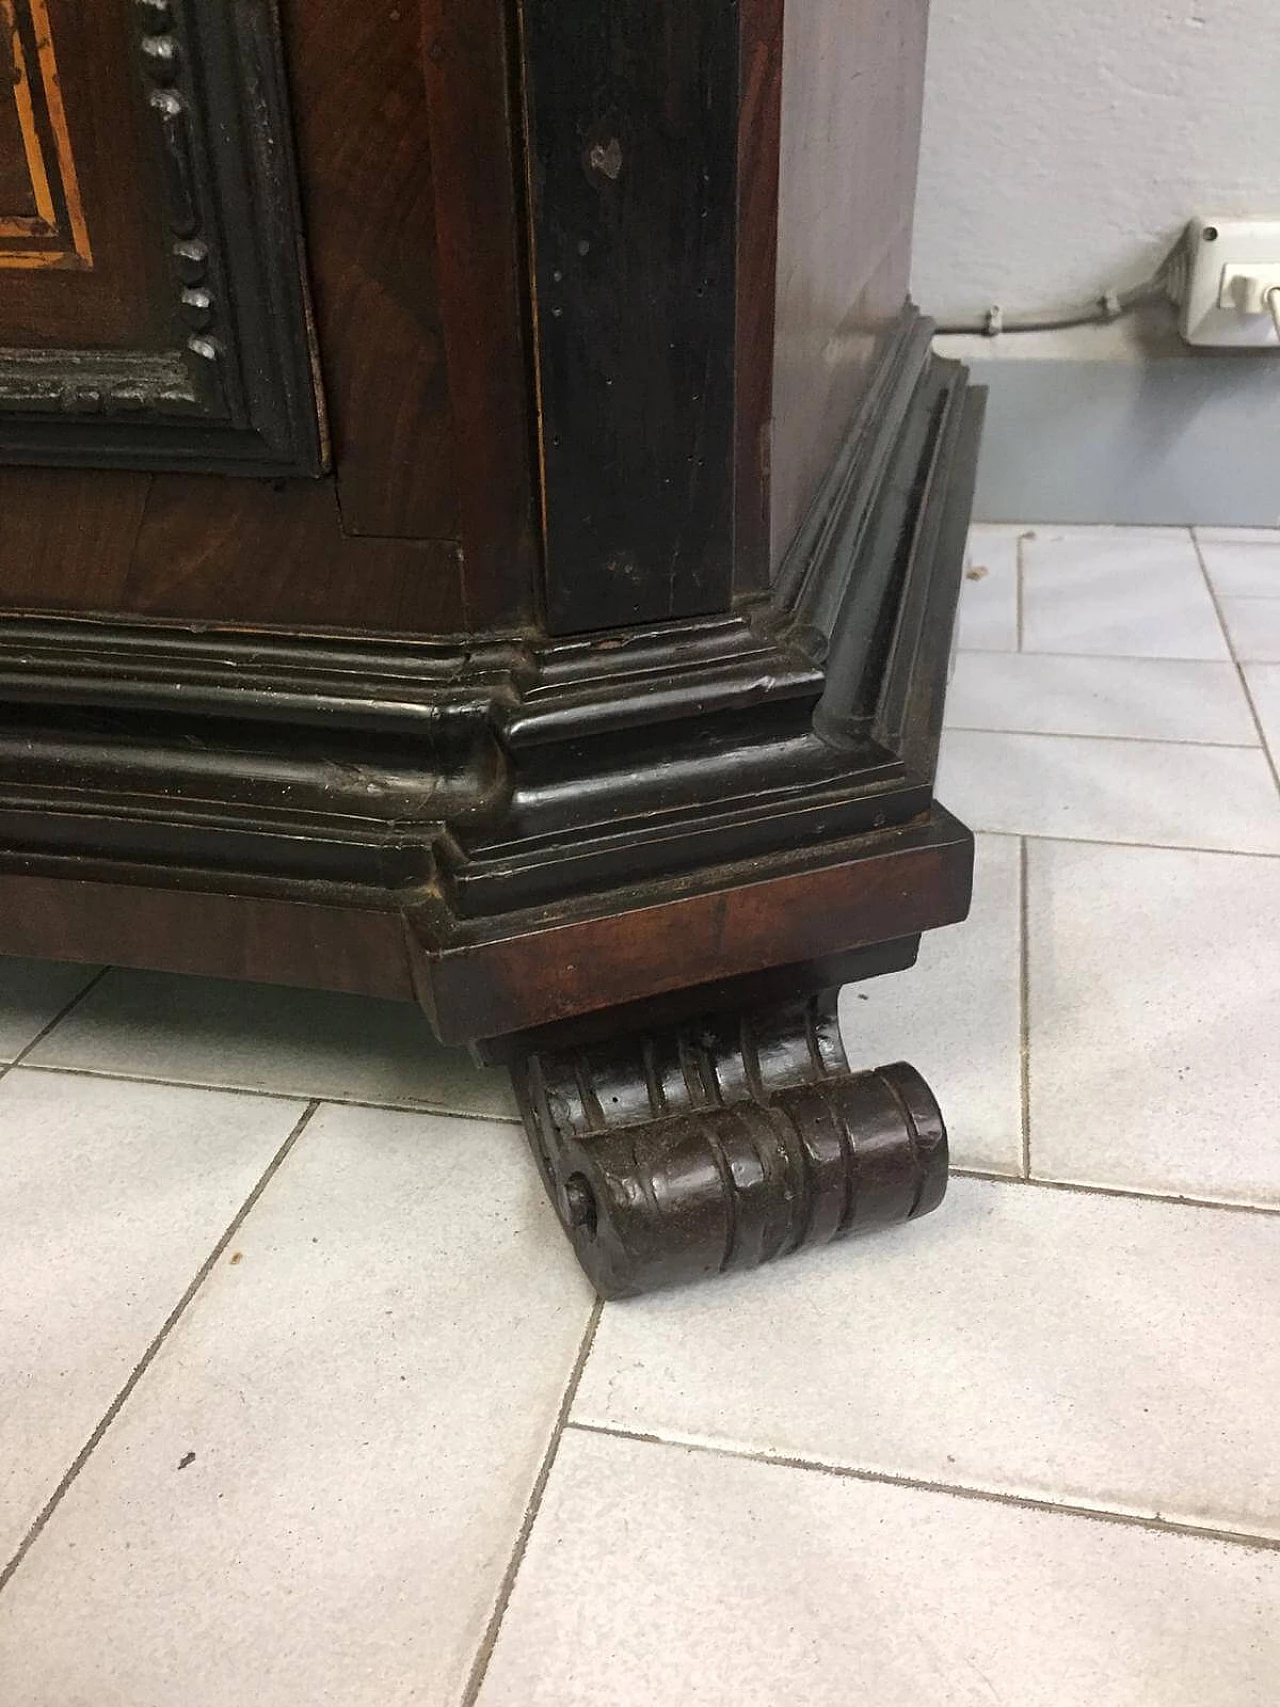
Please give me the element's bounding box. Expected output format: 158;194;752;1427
934;238;1187;338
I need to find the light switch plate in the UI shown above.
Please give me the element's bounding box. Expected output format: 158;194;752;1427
1180;217;1280;347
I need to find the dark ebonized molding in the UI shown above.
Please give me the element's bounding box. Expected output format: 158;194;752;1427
0;0;325;475
0;309;983;1044
520;0;739;634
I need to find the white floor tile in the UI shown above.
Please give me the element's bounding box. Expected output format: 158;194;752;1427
955;524;1023;651
1220;597;1280;663
477;1428;1280;1707
1197;538;1280;599
1020;530;1229;660
944;653;1258;745
0;959;101;1063
1245;663;1280;759
0;1070;303;1563
937;729;1280;854
572;1177;1280;1539
1028;840;1280;1205
840;834;1022;1175
27;969;517;1119
0;1105;594;1707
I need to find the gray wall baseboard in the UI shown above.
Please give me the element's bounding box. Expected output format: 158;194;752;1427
958;355;1280;527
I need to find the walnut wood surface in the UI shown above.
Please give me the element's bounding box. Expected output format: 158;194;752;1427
420;0;539;629
283;0;458;541
769;0;930;568
0;871;417;999
421;812;971;1043
0;468;150;609
126;475;465;633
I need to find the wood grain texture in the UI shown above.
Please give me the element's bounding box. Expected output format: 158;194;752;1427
123;475;465;633
769;0;929;569
421;0;539;629
0;468;151;609
0;870;416;998
283;0;459;540
422;815;972;1042
522;0;739;635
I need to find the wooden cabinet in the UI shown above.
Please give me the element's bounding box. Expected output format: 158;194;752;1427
0;0;983;1297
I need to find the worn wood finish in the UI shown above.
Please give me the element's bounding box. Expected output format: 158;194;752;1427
513;989;948;1297
522;0;739;634
420;811;972;1043
0;0;985;1296
0;323;983;1040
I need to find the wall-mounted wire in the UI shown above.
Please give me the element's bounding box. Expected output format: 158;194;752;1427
935;238;1187;338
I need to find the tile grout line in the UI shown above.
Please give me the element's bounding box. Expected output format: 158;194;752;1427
459;1297;604;1707
565;1420;1280;1557
945;725;1261;752
1014;531;1026;652
1190;532;1280;799
1018;838;1031;1180
952;1165;1280;1219
0;1099;321;1599
960;828;1280;862
959;646;1265;665
0;965;112;1089
11;1059;524;1126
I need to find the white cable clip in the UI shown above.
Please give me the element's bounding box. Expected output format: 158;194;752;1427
982;305;1004;338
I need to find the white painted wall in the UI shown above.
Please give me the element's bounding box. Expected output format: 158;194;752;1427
911;0;1280;323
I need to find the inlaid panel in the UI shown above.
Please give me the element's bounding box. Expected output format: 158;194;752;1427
0;0;324;475
0;0;92;270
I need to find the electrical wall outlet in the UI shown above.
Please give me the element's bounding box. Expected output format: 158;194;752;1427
1179;217;1280;348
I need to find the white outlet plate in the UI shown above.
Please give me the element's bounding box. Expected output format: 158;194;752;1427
1181;217;1280;347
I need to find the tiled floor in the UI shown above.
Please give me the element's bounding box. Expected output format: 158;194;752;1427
1;524;1278;1704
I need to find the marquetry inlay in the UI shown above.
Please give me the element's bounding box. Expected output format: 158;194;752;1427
0;0;93;269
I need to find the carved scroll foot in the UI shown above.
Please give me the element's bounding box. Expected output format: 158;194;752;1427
509;991;948;1299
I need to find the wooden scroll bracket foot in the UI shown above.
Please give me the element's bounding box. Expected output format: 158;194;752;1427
505;989;948;1300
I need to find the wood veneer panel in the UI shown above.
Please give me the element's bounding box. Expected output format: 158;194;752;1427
282;0;459;542
421;0;539;630
123;475;465;633
0;871;417;999
0;467;150;609
769;0;929;568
